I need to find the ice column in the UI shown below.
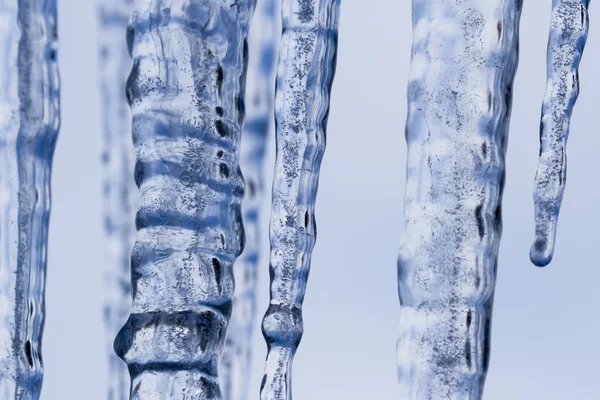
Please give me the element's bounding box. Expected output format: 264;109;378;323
0;0;59;398
260;1;341;399
220;0;278;399
398;1;522;398
97;0;136;398
113;1;254;398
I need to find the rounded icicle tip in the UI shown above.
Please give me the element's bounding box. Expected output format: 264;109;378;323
530;193;559;267
530;236;554;267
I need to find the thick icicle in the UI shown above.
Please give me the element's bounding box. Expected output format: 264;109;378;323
97;0;135;398
0;0;59;398
113;1;254;398
220;0;278;399
530;0;590;267
397;1;522;398
260;1;340;399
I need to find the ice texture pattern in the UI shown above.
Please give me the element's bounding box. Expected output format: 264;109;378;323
260;1;341;399
113;0;255;398
397;0;522;398
220;0;278;399
530;0;590;267
97;0;136;398
0;0;59;398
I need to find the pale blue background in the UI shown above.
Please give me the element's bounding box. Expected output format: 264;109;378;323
43;1;599;398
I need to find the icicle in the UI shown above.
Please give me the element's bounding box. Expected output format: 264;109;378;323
113;1;255;398
260;1;340;399
0;0;59;398
530;0;590;267
220;0;278;399
97;0;135;398
397;0;522;398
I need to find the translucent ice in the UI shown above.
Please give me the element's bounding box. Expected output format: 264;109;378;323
0;0;59;398
97;0;136;398
220;0;278;399
114;1;255;398
398;0;522;398
260;1;341;399
531;0;590;267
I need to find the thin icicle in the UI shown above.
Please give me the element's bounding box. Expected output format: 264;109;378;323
220;0;278;399
260;1;340;399
398;0;521;398
0;0;59;398
530;0;590;267
97;0;135;398
113;1;255;398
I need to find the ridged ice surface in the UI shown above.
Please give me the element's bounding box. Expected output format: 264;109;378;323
530;0;590;267
97;0;135;398
0;0;59;398
220;0;278;399
397;1;521;398
113;1;254;398
260;1;340;399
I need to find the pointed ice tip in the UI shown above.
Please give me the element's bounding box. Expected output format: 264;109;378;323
529;238;554;267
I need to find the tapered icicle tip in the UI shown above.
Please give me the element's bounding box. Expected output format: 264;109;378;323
530;149;563;267
530;0;590;267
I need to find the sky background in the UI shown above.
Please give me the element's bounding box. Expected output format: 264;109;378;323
42;0;599;398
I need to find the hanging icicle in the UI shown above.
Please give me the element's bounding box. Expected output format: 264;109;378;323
260;1;341;399
398;0;522;398
113;0;255;398
0;0;59;398
220;0;278;399
97;0;136;398
531;0;590;267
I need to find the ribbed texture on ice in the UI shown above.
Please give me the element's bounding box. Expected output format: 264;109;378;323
0;0;59;398
397;1;521;398
530;0;590;267
220;0;278;399
259;1;340;399
113;1;254;398
97;0;136;398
